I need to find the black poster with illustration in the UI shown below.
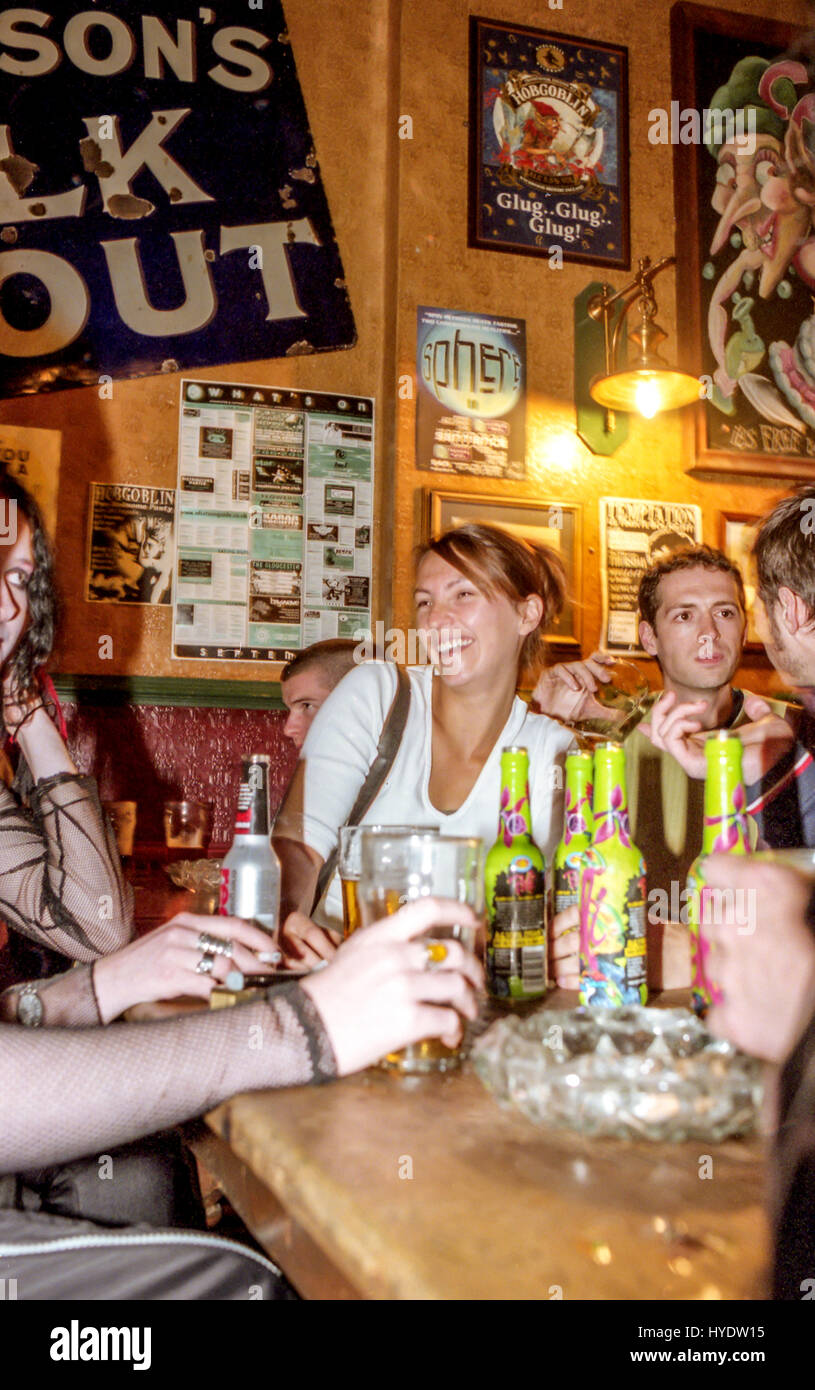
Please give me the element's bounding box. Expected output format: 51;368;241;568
468;15;629;269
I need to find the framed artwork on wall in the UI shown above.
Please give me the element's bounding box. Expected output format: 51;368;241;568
718;510;763;650
671;3;815;478
425;489;582;650
468;15;629;269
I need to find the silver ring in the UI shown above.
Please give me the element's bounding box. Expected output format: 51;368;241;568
196;932;233;957
195;953;216;975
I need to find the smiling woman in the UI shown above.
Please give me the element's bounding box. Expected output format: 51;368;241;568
273;523;574;957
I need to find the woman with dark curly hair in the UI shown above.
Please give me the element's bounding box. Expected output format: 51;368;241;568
0;473;133;983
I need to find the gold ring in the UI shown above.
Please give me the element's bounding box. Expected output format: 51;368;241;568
424;941;448;970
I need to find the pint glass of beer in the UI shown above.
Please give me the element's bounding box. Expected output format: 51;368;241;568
338;824;439;937
358;831;484;1073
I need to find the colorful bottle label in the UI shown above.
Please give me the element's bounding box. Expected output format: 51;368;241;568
487;851;547;999
687;861;723;1017
486;748;547;1001
687;736;749;1017
578;847;648;1006
578;747;648;1007
554;755;593;914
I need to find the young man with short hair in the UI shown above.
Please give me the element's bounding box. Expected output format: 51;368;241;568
649;487;815;1297
536;546;771;906
647;491;815;847
279;639;359;751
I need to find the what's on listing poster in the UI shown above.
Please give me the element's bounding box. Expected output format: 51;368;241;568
174;379;374;661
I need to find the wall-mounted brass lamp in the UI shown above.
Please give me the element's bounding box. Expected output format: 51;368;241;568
574;255;700;456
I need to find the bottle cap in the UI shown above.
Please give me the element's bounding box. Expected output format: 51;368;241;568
705;731;741;754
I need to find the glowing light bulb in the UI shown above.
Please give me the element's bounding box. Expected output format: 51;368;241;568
635;376;661;419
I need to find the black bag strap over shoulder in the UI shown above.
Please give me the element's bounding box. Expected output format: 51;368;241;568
311;665;412;914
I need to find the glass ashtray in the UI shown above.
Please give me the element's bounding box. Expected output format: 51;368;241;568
471;1006;762;1142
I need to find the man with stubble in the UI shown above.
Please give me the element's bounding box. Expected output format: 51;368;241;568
537;545;793;986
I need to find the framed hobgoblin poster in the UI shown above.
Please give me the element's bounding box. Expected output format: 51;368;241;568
468;16;630;269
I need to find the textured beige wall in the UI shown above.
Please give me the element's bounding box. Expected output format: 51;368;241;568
0;0;810;693
392;0;812;699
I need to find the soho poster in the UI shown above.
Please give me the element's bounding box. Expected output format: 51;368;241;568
415;305;526;479
468;16;630;269
0;2;355;397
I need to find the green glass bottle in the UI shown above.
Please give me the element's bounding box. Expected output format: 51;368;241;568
579;742;647;1007
687;731;750;1017
486;746;547;1001
553;751;594;915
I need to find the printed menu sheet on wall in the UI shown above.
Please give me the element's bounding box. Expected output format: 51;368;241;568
174;380;374;661
600;497;702;652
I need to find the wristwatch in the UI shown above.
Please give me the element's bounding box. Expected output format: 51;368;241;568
17;982;43;1028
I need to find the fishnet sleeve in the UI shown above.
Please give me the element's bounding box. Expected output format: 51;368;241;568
0;772;133;959
0;984;338;1174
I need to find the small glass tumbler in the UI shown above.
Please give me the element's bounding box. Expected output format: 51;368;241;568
358;831;484;1074
103;800;137;859
163;800;212;856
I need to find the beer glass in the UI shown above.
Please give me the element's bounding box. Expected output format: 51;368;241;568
338;824;439;937
358;832;485;1073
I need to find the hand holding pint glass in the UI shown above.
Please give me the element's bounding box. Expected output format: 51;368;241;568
358;831;485;1073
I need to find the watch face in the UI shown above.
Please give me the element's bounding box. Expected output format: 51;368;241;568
18;988;43;1028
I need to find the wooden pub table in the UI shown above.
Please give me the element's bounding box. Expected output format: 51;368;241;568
190;989;769;1302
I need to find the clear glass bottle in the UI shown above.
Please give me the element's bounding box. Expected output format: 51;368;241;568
219;754;280;936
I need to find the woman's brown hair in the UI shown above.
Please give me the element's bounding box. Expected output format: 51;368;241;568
415;522;566;674
0;472;56;708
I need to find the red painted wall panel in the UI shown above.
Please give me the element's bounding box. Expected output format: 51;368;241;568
62;703;298;849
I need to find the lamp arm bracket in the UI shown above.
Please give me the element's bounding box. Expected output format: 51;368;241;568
587;254;678;374
587;254;677;320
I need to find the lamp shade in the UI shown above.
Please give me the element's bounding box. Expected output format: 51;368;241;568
590;367;701;419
